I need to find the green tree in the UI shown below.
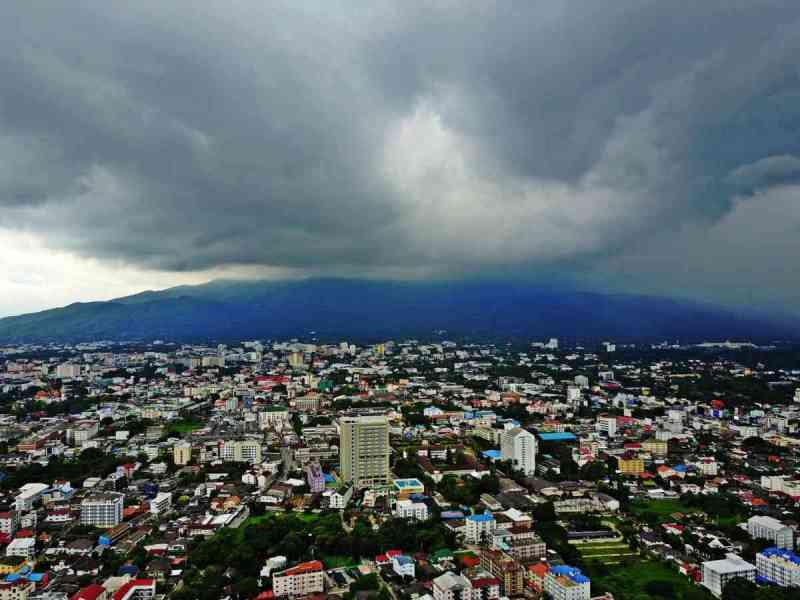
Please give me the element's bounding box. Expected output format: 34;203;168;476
721;577;757;600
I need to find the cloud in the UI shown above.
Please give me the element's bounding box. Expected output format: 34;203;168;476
2;2;800;309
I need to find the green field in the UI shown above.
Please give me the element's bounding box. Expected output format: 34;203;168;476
630;499;702;521
576;541;637;565
320;553;359;569
589;559;711;600
166;419;204;433
243;512;321;529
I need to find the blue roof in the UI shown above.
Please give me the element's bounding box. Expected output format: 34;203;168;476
394;478;424;488
323;474;336;483
394;555;413;565
760;547;800;565
538;432;577;441
467;512;494;522
482;450;502;459
674;464;688;472
550;565;589;584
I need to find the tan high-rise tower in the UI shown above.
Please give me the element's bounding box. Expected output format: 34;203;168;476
339;415;390;489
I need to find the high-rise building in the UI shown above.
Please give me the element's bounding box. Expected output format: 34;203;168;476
221;439;262;464
173;441;192;466
81;492;124;528
339;416;390;489
501;428;537;476
544;565;591;600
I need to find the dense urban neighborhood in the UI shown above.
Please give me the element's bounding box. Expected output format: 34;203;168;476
0;337;799;600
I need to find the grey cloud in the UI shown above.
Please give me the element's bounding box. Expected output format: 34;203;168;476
2;1;800;306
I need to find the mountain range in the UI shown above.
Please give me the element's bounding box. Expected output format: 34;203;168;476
0;278;797;343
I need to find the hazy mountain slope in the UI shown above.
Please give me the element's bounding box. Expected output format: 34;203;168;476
0;279;795;343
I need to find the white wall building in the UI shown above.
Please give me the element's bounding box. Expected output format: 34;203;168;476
465;513;496;545
500;428;537;476
272;560;324;597
395;499;428;521
756;547;800;588
747;516;795;550
701;554;756;597
81;492;124;528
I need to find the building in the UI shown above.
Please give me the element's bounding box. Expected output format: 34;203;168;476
70;583;109;600
173;442;192;466
0;513;18;537
393;478;425;499
756;547;800;588
149;492;172;516
596;416;617;438
56;363;82;379
272;560;324;597
0;579;35;600
14;484;48;512
701;554;756;597
466;513;496;544
747;516;795;550
81;492;124;528
5;538;36;560
328;486;352;510
500;428;537;476
259;406;290;429
221;439;262;464
432;572;471;600
479;549;524;597
306;463;325;494
395;499;428;521
339;416;391;489
391;555;415;578
111;578;156;600
544;565;591;600
617;456;645;476
467;576;501;600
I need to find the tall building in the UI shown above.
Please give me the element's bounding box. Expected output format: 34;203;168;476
500;428;537;476
173;441;192;466
339;416;390;489
701;554;756;597
306;462;325;493
756;547;800;588
81;492;124;528
747;516;795;550
466;512;496;544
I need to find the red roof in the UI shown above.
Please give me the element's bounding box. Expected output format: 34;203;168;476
112;579;155;600
469;577;500;588
279;560;323;577
71;584;107;600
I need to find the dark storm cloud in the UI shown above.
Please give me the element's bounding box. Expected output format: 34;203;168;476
2;1;800;303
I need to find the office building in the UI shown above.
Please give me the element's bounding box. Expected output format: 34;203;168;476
395;499;428;521
501;428;537;476
221;439;262;464
339;416;390;489
150;492;172;516
701;554;756;597
81;492;124;528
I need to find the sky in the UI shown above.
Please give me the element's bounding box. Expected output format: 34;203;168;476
3;1;800;317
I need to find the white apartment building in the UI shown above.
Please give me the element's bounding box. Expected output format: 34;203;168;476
81;492;124;528
395;499;428;521
747;516;795;550
221;439;262;464
596;416;617;438
328;485;353;510
465;513;496;544
701;554;756;597
501;428;537;475
0;579;35;600
15;483;48;512
0;512;18;537
756;547;800;588
272;560;324;597
150;492;172;516
5;538;36;560
56;363;82;379
259;407;289;429
433;572;471;600
543;566;591;600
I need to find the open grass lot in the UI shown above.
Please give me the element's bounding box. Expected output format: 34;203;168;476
589;559;711;600
576;541;637;565
166;419;204;433
243;512;321;529
629;498;702;521
320;553;359;569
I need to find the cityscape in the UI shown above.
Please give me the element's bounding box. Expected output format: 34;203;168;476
4;3;800;600
0;338;798;600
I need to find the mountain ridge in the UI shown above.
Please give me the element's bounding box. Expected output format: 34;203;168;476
0;278;797;343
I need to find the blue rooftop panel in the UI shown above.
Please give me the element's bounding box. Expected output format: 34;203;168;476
538;432;577;442
482;450;502;459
